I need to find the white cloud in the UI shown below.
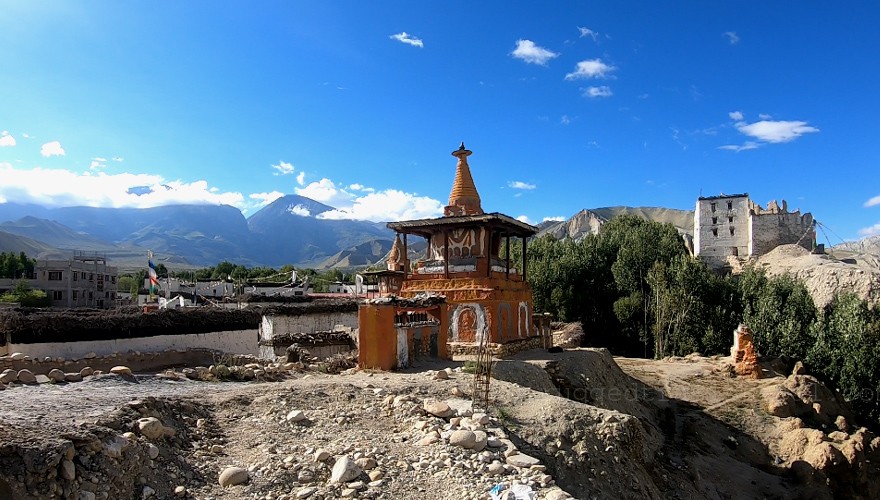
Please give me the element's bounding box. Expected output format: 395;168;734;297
516;215;535;224
295;178;354;208
0;131;16;147
21;133;33;139
736;119;819;143
728;110;744;121
348;183;375;193
858;222;880;237
510;39;559;65
296;171;306;186
508;181;536;190
249;191;284;208
112;156;124;162
865;195;880;208
565;59;615;80
560;115;571;125
543;216;565;222
578;27;598;41
317;189;443;222
89;159;107;170
272;161;295;176
0;162;245;209
287;204;311;217
40;141;65;157
390;32;424;48
724;31;740;45
717;141;760;152
583;86;613;98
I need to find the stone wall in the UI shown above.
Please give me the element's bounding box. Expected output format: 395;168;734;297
447;335;548;359
750;209;814;256
5;329;259;360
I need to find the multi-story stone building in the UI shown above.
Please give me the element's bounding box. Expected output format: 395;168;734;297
694;193;815;268
33;253;118;308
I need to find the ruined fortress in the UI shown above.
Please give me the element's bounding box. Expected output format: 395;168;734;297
693;193;816;268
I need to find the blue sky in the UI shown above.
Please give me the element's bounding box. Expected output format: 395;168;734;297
1;1;879;241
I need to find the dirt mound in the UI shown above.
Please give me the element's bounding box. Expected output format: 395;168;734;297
550;322;583;348
755;244;880;307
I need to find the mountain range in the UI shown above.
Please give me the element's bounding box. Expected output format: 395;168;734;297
1;199;877;273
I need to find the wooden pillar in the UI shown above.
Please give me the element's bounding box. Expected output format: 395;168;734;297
505;235;510;279
443;229;449;279
403;233;408;277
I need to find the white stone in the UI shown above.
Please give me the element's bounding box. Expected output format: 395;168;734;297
295;487;318;499
330;456;363;483
173;486;186;497
146;443;160;460
141;486;155;499
218;466;249;487
9;352;26;360
314;448;331;462
423;400;454;418
286;410;306;423
35;374;51;384
48;369;66;382
110;365;133;376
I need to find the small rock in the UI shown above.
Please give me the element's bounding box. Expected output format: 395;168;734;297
211;444;224;454
79;492;96;500
65;372;83;382
9;352;26;360
506;453;541;468
330;456;363;483
141;486;155;499
434;370;449;380
146;443;160;460
17;369;36;384
368;470;384;481
218;466;249;487
314;449;331;462
173;486;186;497
60;459;76;480
83;352;97;359
355;457;377;470
286;410;306;423
110;366;133;377
544;488;573;500
451;387;464;397
486;461;505;475
792;361;807;376
35;374;51;384
79;366;94;377
296;487;318;499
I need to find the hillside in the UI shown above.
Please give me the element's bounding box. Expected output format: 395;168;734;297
755;244;880;307
538;206;694;241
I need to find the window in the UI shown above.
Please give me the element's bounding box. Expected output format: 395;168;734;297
73;272;78;281
105;291;109;298
712;228;718;237
731;247;739;257
52;290;63;300
730;227;736;236
711;202;717;212
727;201;733;210
89;273;94;281
48;271;62;281
88;291;93;300
728;216;734;223
711;217;718;224
111;276;116;284
73;290;79;300
81;272;86;279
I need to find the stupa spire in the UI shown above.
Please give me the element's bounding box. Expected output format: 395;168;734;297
444;142;483;216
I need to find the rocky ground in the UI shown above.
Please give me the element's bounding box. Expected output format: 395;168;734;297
1;347;879;500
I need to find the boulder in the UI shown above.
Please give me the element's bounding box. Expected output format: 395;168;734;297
137;417;166;440
17;369;36;384
0;369;17;384
48;369;66;382
79;367;94;377
761;386;798;418
65;372;83;382
449;430;476;449
286;410;306;423
506;453;541;468
423;400;454;418
110;366;133;377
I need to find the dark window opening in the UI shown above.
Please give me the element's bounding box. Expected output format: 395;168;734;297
727;201;733;210
728;216;734;223
712;228;718;237
711;202;717;212
52;290;63;300
731;247;739;256
729;227;736;236
48;271;62;280
711;217;718;224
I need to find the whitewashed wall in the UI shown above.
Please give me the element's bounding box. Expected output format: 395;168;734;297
7;329;259;360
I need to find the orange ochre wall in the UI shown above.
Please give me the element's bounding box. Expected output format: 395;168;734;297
357;305;398;370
